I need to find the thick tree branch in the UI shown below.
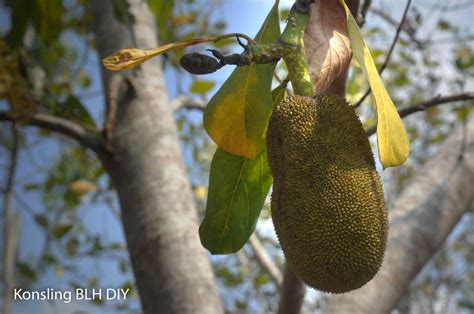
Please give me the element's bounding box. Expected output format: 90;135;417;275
325;117;474;313
0;112;106;157
2;123;20;314
248;233;283;287
354;0;412;108
366;92;474;136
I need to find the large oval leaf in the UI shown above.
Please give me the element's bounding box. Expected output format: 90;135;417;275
199;148;272;254
199;81;286;254
341;0;410;168
203;1;280;158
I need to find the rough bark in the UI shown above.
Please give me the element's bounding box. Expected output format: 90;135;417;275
324;119;474;313
90;1;222;313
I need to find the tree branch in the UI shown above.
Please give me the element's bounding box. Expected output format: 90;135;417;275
277;264;306;314
397;92;474;118
171;95;206;112
0;112;107;157
325;116;474;313
236;250;271;312
359;0;372;26
354;0;412;108
369;6;421;46
2;123;20;314
249;233;283;288
365;92;474;136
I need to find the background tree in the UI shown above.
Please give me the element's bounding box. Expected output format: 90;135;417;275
0;0;473;313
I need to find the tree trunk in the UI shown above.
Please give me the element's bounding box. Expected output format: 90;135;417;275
324;119;474;313
90;1;222;313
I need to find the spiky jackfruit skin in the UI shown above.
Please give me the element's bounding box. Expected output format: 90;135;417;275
266;94;387;294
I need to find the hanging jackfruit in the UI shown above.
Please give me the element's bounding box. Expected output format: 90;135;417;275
266;94;387;294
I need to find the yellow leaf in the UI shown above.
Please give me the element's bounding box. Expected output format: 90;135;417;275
69;179;96;195
194;185;207;201
341;0;410;168
203;1;280;158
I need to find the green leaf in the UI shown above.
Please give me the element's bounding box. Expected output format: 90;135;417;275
147;0;175;43
55;265;64;278
199;148;272;254
203;0;280;158
6;0;31;49
280;9;291;22
437;20;451;31
190;80;215;94
34;214;49;228
199;83;283;254
120;281;134;295
271;81;287;107
215;267;244;286
31;0;64;44
17;262;37;281
56;95;96;129
66;237;79;256
42;254;57;264
342;0;410;168
54;223;73;239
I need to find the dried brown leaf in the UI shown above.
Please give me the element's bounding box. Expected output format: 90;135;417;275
304;0;352;94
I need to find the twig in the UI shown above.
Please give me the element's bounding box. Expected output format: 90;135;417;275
365;92;474;136
354;0;412;108
369;6;420;46
248;233;283;287
236;250;271;312
359;0;372;26
2;123;20;314
458;112;469;161
0;112;107;157
398;93;474;118
171;95;206;112
70;34;91;83
432;2;474;11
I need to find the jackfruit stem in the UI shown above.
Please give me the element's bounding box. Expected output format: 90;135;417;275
279;3;314;97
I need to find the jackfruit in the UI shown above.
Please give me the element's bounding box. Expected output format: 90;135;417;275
266;94;387;294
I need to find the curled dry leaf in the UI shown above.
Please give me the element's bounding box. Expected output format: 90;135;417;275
304;0;352;94
102;33;253;71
